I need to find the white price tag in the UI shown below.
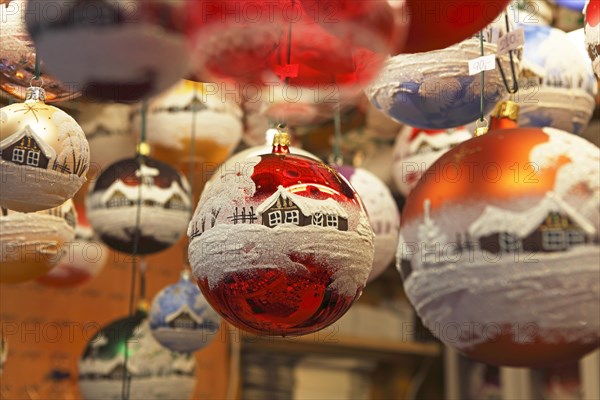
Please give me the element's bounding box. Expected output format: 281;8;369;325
468;54;496;75
497;28;525;55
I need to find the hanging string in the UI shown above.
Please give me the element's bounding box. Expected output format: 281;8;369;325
495;13;519;95
34;52;41;81
332;106;343;165
479;30;485;123
121;100;148;400
182;82;200;270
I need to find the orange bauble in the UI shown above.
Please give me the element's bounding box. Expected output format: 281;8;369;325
398;127;600;367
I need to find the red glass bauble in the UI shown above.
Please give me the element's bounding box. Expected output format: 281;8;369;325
585;0;600;77
402;0;511;53
188;145;375;336
185;0;387;100
398;127;600;367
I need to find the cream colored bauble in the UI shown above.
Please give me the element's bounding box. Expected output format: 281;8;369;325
0;87;89;212
74;103;135;173
337;166;400;281
133;80;243;172
1;199;76;284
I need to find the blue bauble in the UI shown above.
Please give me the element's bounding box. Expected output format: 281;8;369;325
150;271;220;353
518;25;597;134
555;0;587;11
366;20;522;129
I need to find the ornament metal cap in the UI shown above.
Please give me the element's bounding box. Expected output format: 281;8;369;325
492;99;520;121
272;126;291;155
25;86;46;102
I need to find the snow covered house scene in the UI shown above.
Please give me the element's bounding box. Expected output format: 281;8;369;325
257;186;349;231
470;193;598;254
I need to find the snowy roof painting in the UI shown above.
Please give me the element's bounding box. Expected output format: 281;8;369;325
0;125;56;160
97;179;191;207
165;304;205;325
256;185;348;219
469;192;596;239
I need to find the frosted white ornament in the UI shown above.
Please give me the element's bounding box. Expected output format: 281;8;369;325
584;0;600;78
392;126;472;196
0;87;89;212
337;166;400;281
1;200;76;284
518;25;597;134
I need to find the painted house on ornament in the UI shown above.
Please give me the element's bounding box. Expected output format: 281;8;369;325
165;304;207;330
469;192;597;254
89;178;190;212
257;185;349;231
0;127;54;169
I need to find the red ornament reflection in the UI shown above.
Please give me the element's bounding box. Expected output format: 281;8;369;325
189;139;374;336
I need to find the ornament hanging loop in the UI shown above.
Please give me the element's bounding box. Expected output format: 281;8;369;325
29;76;44;90
474;118;489;137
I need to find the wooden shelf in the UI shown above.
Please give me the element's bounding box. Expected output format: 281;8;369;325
241;332;441;362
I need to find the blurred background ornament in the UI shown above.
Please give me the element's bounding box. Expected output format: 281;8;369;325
584;0;600;77
336;166;399;282
188;132;375;336
0;0;80;102
554;0;587;11
518;25;597;134
149;271;221;353
36;203;109;288
401;0;511;53
398;127;600;367
25;0;190;102
72;102;135;173
0;87;89;212
392;126;472;196
366;17;523;129
132;80;243;180
1;200;76;284
78;308;196;400
86;156;191;255
186;0;388;104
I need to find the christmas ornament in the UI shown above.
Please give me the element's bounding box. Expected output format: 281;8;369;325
188;131;375;336
366;20;522;129
555;0;587;11
0;87;90;212
149;271;220;353
86;156;192;255
25;0;189;102
74;103;135;173
36;203;109;288
401;0;511;53
337;166;399;282
518;25;597;134
393;126;472;196
398;127;600;367
132;80;242;171
79;309;196;400
0;0;79;102
585;0;600;77
1;200;76;284
186;0;387;101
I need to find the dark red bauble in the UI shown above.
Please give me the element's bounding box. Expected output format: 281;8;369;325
188;146;375;336
402;0;510;53
184;0;386;99
86;156;192;255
